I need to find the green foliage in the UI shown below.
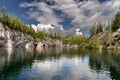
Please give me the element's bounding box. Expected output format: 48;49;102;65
62;35;88;45
90;23;103;37
50;33;62;39
111;11;120;32
107;24;113;46
90;24;96;36
80;39;102;49
96;23;103;33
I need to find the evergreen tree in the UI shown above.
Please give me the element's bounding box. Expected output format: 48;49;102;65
96;23;103;33
111;11;120;31
90;22;103;37
90;24;96;36
1;7;6;15
108;23;112;46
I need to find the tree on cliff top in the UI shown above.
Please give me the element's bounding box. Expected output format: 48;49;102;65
1;7;6;15
111;11;120;32
90;23;103;37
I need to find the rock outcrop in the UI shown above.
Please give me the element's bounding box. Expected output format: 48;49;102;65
0;22;65;48
0;22;34;48
112;28;120;45
89;28;120;46
0;22;78;49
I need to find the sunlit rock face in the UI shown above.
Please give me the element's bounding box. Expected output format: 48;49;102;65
0;23;5;38
0;22;34;48
0;23;13;48
0;23;6;47
25;42;34;49
5;30;13;48
37;42;43;47
55;40;63;47
36;41;43;53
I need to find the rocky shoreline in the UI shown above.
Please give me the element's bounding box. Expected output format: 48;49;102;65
0;22;78;49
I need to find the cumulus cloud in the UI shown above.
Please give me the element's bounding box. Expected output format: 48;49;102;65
75;28;83;36
20;0;120;35
20;1;62;25
50;0;120;28
37;24;54;32
31;23;65;35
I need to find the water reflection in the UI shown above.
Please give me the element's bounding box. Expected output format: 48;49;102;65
89;50;120;80
0;48;35;79
0;48;120;80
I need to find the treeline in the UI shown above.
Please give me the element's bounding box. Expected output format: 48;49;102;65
62;35;88;45
90;11;120;37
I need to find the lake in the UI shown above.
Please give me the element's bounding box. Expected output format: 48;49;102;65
0;47;120;80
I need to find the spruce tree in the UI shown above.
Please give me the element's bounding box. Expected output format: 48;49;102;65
112;11;120;31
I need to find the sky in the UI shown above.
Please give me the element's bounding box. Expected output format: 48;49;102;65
0;0;120;36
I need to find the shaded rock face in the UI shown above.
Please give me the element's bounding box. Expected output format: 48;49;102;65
112;28;120;45
90;28;120;46
89;31;108;45
36;39;63;48
0;23;34;48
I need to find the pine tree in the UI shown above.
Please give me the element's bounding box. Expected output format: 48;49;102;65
111;11;120;31
1;7;6;15
90;24;96;36
108;23;112;46
96;23;103;33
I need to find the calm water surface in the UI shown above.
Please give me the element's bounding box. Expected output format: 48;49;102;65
0;47;120;80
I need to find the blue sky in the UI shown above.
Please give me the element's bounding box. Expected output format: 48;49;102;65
0;0;119;36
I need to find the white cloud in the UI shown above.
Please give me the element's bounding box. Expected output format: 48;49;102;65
75;28;83;36
31;23;65;35
20;1;62;25
50;0;120;28
20;0;120;35
37;24;54;32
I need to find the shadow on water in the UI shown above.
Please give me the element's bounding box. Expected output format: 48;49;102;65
89;49;120;80
0;48;35;79
0;47;120;80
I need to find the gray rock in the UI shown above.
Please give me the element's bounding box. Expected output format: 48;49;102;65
0;22;35;48
112;28;120;41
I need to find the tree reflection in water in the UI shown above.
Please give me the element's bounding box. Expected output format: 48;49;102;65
0;48;120;80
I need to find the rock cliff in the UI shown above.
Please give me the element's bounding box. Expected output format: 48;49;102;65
0;22;34;48
89;28;120;46
0;22;65;48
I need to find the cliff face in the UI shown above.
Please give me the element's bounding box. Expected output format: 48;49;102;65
89;28;120;46
112;28;120;45
0;22;34;48
0;22;65;48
